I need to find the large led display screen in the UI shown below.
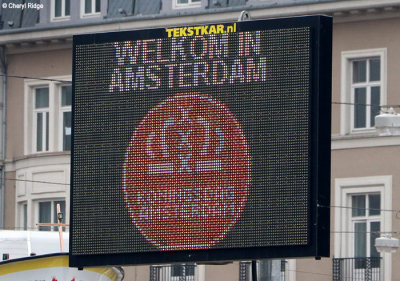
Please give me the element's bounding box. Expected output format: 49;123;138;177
70;16;332;267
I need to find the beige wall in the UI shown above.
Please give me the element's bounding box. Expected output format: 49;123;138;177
4;171;15;229
205;262;239;281
296;16;400;281
6;46;72;160
331;17;400;135
332;146;400;280
332;146;400;179
123;265;150;281
296;258;331;281
296;144;400;281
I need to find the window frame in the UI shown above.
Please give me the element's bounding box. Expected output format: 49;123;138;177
81;0;101;18
15;165;70;233
170;264;195;281
173;0;202;9
350;58;382;131
349;193;382;259
24;76;72;155
334;176;392;281
36;199;66;231
18;202;28;231
33;87;50;153
59;85;72;152
340;49;387;135
150;264;202;281
51;0;71;21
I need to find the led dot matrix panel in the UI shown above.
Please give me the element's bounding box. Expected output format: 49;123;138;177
70;16;332;267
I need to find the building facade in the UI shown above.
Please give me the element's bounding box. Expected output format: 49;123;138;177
0;0;399;280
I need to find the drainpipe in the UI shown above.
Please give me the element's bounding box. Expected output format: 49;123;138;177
0;45;7;229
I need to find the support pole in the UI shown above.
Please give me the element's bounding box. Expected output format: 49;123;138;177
35;203;68;252
57;203;64;252
253;260;281;281
251;260;257;281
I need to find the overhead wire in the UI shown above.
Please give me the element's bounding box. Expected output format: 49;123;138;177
3;178;69;185
2;177;400;215
286;268;332;278
5;177;400;234
1;226;69;231
0;74;400;108
0;74;71;83
319;204;400;214
331;230;399;234
3;227;396;236
332;101;400;108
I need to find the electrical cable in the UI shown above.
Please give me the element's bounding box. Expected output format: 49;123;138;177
319;204;400;214
2;178;69;185
3;177;400;214
1;226;69;231
286;268;332;277
331;231;399;234
332;101;400;108
4;226;398;235
0;74;400;108
0;74;71;83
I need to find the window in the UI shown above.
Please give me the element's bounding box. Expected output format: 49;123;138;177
150;264;197;281
38;200;66;231
340;49;387;135
171;264;195;279
334;176;392;281
239;260;296;281
52;0;70;20
20;203;28;231
81;0;101;17
352;58;381;130
34;88;49;152
60;85;72;151
351;194;381;268
174;0;201;9
16;167;70;232
24;77;72;154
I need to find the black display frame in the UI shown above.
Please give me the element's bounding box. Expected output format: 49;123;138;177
70;15;332;267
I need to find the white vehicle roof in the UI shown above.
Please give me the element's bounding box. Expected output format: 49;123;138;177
0;230;69;260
